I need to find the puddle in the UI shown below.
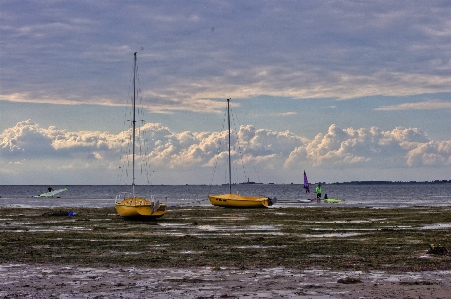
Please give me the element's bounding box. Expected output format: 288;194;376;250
159;223;189;227
27;226;92;232
420;223;451;230
301;232;362;238
196;224;279;232
207;216;248;221
309;228;377;231
234;245;287;249
147;243;171;247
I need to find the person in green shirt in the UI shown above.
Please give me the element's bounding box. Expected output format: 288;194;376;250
315;184;322;200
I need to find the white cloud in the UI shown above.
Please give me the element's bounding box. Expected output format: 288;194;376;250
375;100;451;111
405;141;451;167
0;120;119;160
1;120;450;184
276;112;297;116
284;124;449;170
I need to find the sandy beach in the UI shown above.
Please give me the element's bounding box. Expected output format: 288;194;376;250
1;264;450;298
0;206;450;298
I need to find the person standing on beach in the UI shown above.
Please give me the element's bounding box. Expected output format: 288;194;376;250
315;184;322;200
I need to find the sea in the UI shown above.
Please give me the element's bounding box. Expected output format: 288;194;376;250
0;183;451;209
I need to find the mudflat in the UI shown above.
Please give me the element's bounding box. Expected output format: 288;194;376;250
0;206;450;298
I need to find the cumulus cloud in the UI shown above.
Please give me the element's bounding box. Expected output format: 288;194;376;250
284;124;450;169
405;141;451;167
1;120;450;184
0;120;119;160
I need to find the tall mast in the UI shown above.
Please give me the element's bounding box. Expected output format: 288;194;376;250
132;52;137;197
227;98;232;194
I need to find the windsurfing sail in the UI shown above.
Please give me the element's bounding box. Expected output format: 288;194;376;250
303;170;310;193
40;188;68;197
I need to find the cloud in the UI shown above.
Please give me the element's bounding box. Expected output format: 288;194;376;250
284;124;449;169
0;120;119;160
405;141;451;167
0;120;55;158
2;1;451;113
1;120;450;184
375;100;451;111
276;112;298;116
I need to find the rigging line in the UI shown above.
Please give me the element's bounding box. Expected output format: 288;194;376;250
208;105;228;195
252;159;262;184
208;120;225;186
227;98;232;194
230;102;262;183
229;104;248;184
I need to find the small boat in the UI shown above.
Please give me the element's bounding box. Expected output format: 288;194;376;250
324;198;343;203
33;188;68;198
115;53;166;218
208;99;276;208
115;192;166;218
209;193;275;208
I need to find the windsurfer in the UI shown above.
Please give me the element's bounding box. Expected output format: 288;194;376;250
315;184;322;200
303;170;310;193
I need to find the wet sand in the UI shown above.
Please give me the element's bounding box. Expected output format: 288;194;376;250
1;264;450;298
0;206;450;298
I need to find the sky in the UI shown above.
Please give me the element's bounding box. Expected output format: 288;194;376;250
1;0;451;185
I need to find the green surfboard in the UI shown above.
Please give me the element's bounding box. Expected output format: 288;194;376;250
324;198;343;203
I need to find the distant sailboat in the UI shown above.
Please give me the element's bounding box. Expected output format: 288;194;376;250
208;99;276;208
303;170;310;193
33;188;68;198
115;52;167;218
40;188;67;197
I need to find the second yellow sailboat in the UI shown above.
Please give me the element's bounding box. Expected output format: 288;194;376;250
208;99;277;208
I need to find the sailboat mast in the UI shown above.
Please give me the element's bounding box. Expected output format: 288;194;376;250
132;52;137;197
227;98;232;194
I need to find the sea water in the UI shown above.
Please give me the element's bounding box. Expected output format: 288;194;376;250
0;184;450;209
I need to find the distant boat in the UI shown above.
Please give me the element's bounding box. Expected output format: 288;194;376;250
35;188;67;198
208;99;276;208
115;53;167;218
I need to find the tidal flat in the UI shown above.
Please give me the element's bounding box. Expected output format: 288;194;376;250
1;206;450;271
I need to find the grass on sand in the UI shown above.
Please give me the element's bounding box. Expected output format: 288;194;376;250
0;206;450;271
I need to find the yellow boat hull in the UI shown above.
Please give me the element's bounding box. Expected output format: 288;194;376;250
115;197;166;218
208;193;274;208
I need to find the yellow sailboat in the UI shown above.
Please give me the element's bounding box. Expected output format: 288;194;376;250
115;52;166;218
208;99;277;208
208;193;275;208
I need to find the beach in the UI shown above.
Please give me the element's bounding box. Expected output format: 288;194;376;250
0;206;450;298
1;264;451;298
